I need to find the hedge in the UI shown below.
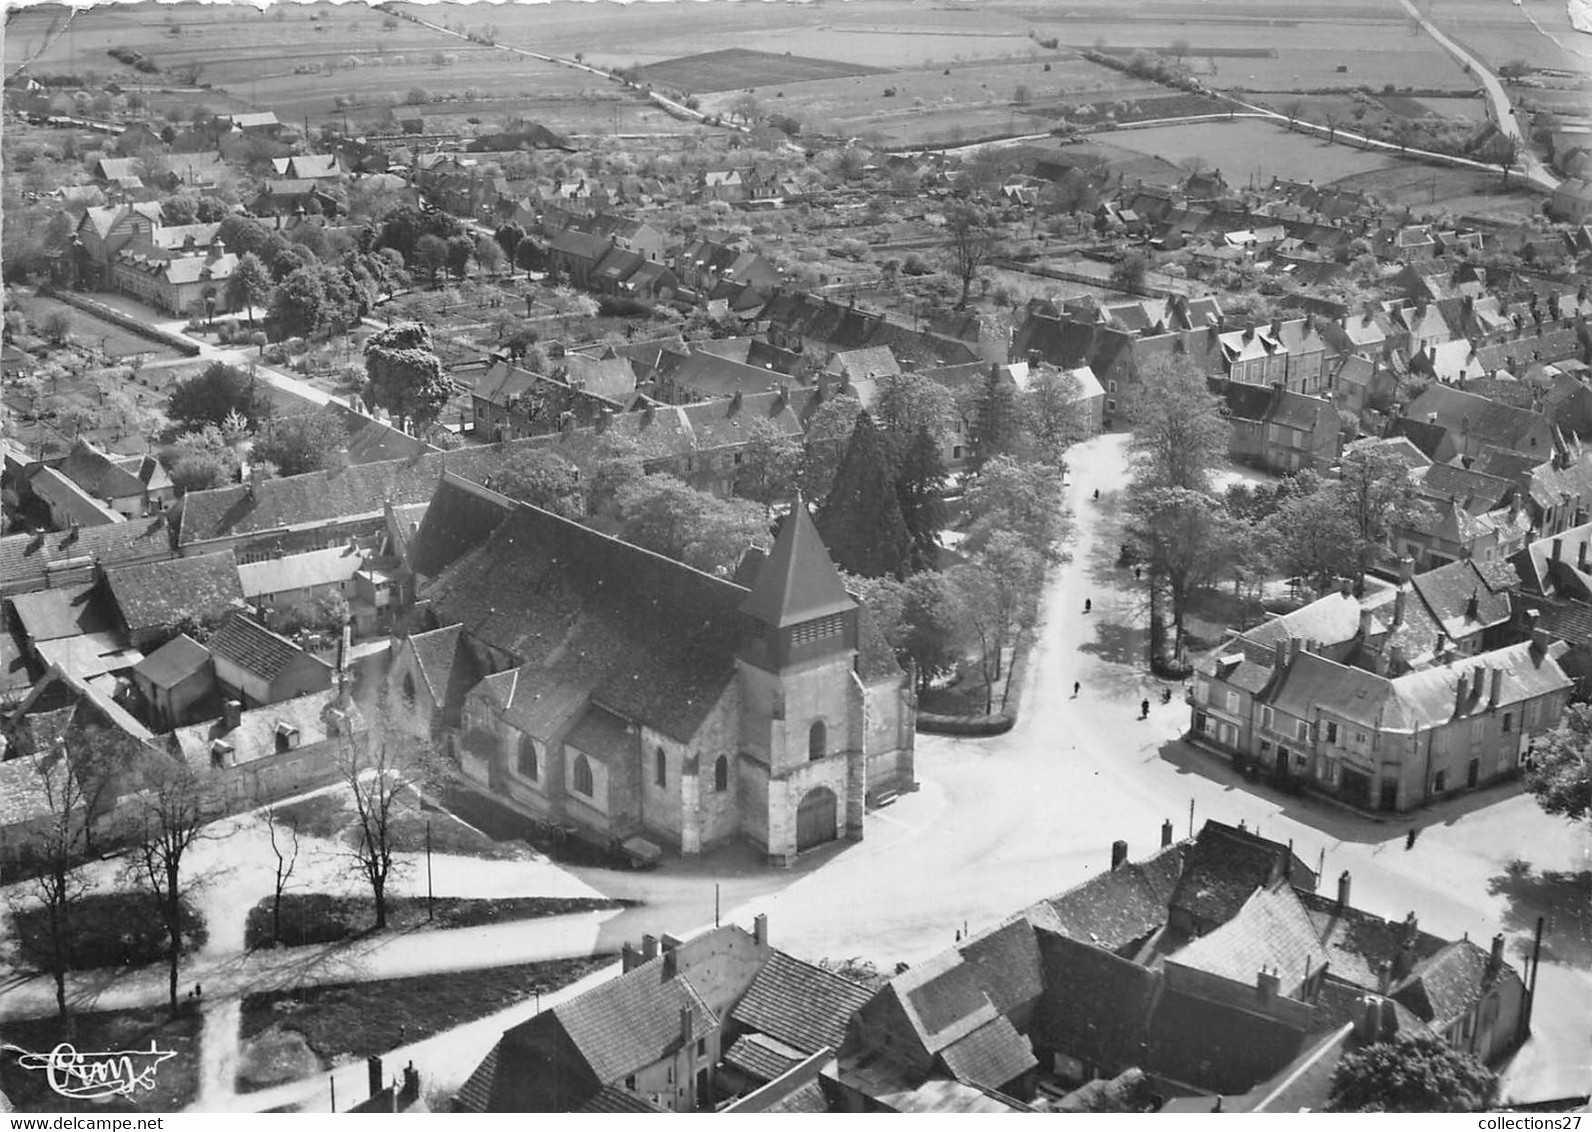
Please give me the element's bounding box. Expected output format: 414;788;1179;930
40;287;203;356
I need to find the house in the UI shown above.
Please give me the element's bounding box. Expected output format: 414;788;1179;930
1190;635;1571;811
654;350;786;406
130;633;215;731
110;235;238;318
220;111;282;135
1547;179;1592;223
455;916;869;1112
1222;385;1341;474
248;181;339;218
0;513;177;599
30;467;125;531
103;551;243;650
1400;385;1555;462
469;360;627;442
236;544;367;621
269;154;344;181
410;475;915;863
206;612;332;709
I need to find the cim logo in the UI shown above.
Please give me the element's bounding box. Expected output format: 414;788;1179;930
7;1042;178;1100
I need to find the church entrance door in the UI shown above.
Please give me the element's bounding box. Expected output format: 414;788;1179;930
796;786;838;852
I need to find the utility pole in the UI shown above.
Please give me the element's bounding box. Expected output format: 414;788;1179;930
425;820;434;921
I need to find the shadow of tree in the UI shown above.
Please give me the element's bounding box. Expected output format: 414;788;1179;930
1487;861;1592;969
1077;620;1150;669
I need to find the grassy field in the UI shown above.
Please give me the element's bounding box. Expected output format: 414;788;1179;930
1330;164;1541;223
236;955;612;1093
636;48;884;93
1094;118;1399;187
11;294;181;361
243;893;629;950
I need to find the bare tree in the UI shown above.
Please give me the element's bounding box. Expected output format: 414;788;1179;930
131;754;214;1017
1324;111;1342;145
339;732;430;931
1282;98;1304;129
261;805;299;948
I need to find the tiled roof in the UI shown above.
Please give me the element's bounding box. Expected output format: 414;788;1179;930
422;501;750;742
1032;928;1158;1071
1393;939;1522;1028
669;350;784;400
937;1015;1037;1091
0;750;70;828
740;503;854;630
562;704;633;766
730;950;874;1055
1168;882;1330;996
1266;649;1403;731
889;949;999;1055
473;669;589;739
105;551;243;635
956;919;1042;1018
406;474;516;580
1297;892;1448;990
170;688;346;770
1419;464;1515;512
207;612;325;684
451;1039;505;1113
1409;558;1512;640
1019;841;1187;953
550;954;718;1084
58;440;147;501
1404;385;1553;454
572;1085;661;1113
1170;821;1309;930
1232;592;1364;665
1145;986;1310;1096
406;623;477;723
1390;639;1571;729
723;1032;807;1083
30;467;125;526
178;439;548;548
132;633;212;688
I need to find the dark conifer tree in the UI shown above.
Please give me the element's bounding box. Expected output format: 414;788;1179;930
971;364;1022;470
895;424;948;573
816;411;913;579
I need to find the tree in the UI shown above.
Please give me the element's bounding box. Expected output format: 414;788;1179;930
474;235;506;278
492;447;582;517
1023;367;1087;467
445;233;475;280
873;371;959;454
1125;356;1229;493
817;412;913;579
514;236;543;274
1265;489;1357;593
1282;98;1304;128
729;92;763;125
1336;445;1432;593
260;805;299;948
8;728;122;1018
338;733;425;931
971;364;1023;470
494;222;525;263
614;474;770;575
895;424;948;573
900;571;964;694
1523;702;1592;826
131;754;213;1016
168;361;271;430
587;435;648;518
170;450;234;493
734;418;803;513
1129;485;1234;657
1110;250;1149;293
943;201;1001;309
965;454;1067;558
800;394;862;500
842;570;907;651
955;531;1042;710
1328;1033;1495;1113
252;410;348;477
226;251;272;329
363;321;451;433
269;265;332;338
414;233;449;286
1496;134;1521;184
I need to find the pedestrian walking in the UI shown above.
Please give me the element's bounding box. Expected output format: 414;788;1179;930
1140;699;1150;720
1093;488;1100;501
1405;828;1418;850
1084;598;1092;614
1134;566;1142;580
1072;681;1080;697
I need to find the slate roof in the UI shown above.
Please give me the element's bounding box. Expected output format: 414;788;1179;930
1410;558;1512;640
572;1085;662;1113
669;350;784;400
105;551;243;636
1296;892;1448;990
740;504;854;630
1145;987;1310;1096
937;1015;1037;1090
406;474;516;580
723;1032;807;1083
406;623;477;722
31;467;125;527
207;613;324;683
956;919;1042;1018
730;949;874;1056
170;688;345;769
1266;648;1403;731
1390;639;1571;729
1019;841;1187;953
422;500;753;741
1232;592;1365;665
1404;385;1553;455
8;583;110;644
132;633;212;688
237;545;365;599
1419;464;1516;513
58;440;147;501
1168;882;1330;996
563;704;633;767
178;439;548;549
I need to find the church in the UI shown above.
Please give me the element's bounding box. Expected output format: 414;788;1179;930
387;472;917;865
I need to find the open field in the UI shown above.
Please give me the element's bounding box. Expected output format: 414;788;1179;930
636;48;884;93
10;294;181;362
1091;117;1400;187
1330;164;1543;222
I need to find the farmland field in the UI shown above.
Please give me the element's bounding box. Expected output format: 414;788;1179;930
635;49;885;94
1091;118;1399;187
1330;164;1542;223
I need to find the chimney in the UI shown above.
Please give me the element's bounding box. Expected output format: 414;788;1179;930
222;699;243;732
622;942;642;972
1392;588;1406;629
1581;541;1589;572
1358;607;1374;640
679;1005;694;1061
641;933;658;960
1274;638;1290;670
1161;819;1174;847
1110;839;1129;870
1554;537;1564;562
401;1064;419;1106
753;913;768;948
1256;967;1281;1004
1488;932;1506;973
1355;995;1382;1041
1531;625;1550;658
1427;412;1439;425
1339;577;1353;597
1488;666;1503;708
1377;959;1394;995
1399;556;1415;584
1290;637;1303;663
1337;869;1352;911
1455;672;1470;714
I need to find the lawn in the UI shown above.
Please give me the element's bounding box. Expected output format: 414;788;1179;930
243;893;630;950
235;955;613;1092
11;295;180;361
9;891;206;973
1093;118;1397;188
0;1007;201;1113
268;785;534;862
